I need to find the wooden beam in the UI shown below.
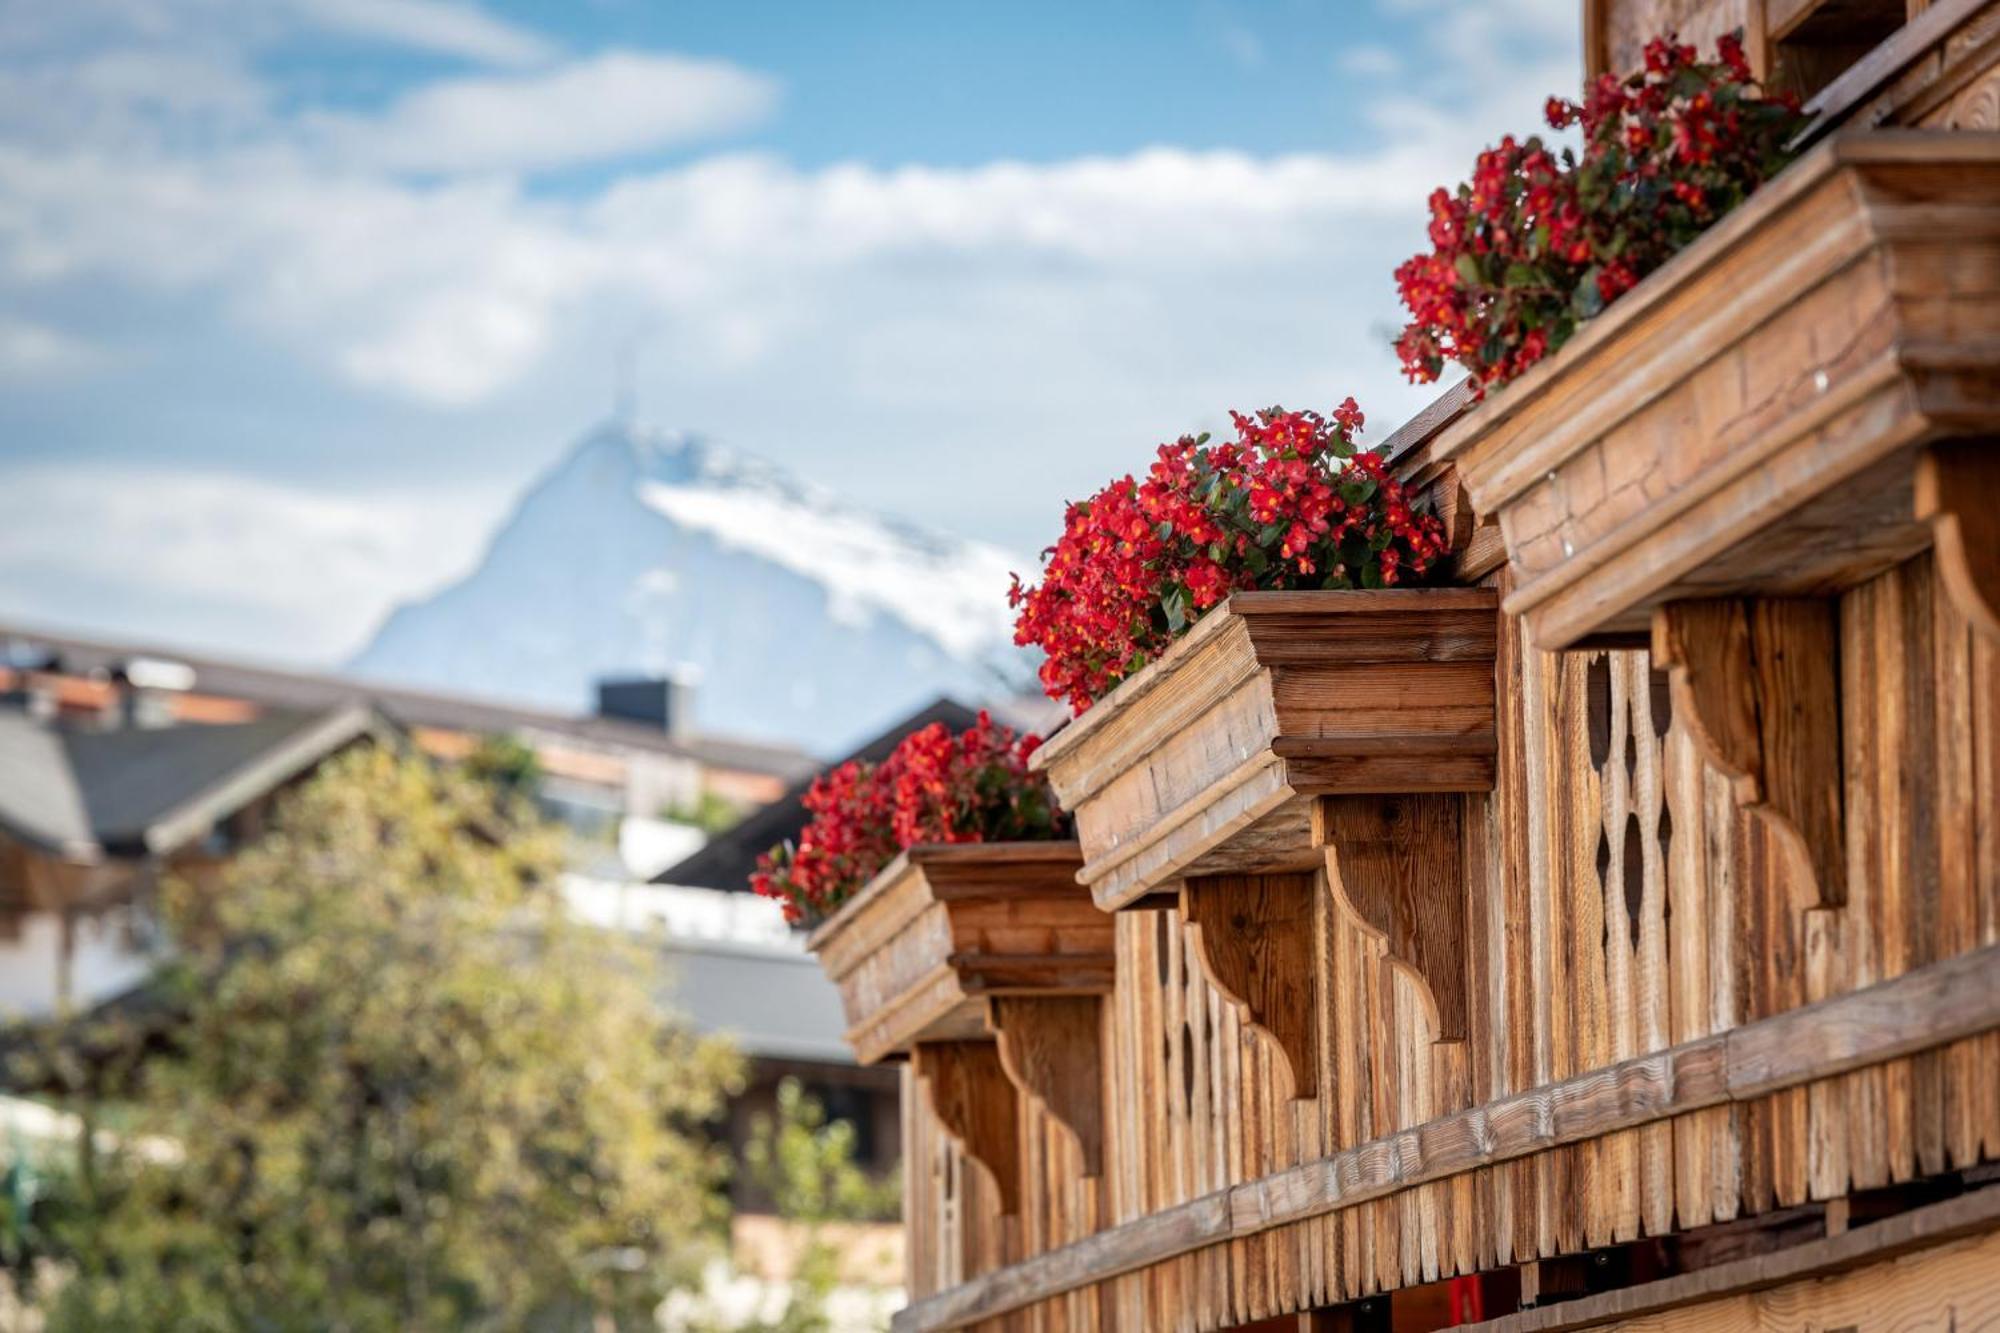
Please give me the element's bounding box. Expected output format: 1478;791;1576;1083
891;942;2000;1330
1462;1186;2000;1331
1318;794;1469;1040
990;995;1106;1178
913;1040;1022;1217
1916;439;2000;645
1796;0;1990;144
1651;598;1845;908
1180;873;1319;1100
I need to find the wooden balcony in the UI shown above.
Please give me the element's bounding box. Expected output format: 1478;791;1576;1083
1032;589;1500;913
1430;131;2000;655
806;841;1109;1066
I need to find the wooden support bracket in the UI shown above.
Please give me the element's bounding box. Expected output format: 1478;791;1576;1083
1316;793;1469;1041
1916;438;2000;645
1651;598;1846;908
990;995;1105;1178
914;1040;1022;1216
1180;873;1319;1101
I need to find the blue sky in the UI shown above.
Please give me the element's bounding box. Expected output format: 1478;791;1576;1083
0;0;1575;662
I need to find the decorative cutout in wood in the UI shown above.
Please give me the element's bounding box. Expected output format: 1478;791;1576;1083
1178;872;1319;1100
1916;438;2000;645
990;995;1105;1178
914;1040;1022;1217
1316;793;1468;1040
1651;598;1846;908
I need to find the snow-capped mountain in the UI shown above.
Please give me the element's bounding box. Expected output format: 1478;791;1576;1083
347;422;1033;754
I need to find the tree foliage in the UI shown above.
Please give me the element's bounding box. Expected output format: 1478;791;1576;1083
40;746;743;1332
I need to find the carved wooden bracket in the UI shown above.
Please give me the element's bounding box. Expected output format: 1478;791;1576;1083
1652;598;1846;908
913;1040;1021;1216
990;995;1105;1178
1179;872;1318;1101
1916;439;2000;645
1315;793;1468;1040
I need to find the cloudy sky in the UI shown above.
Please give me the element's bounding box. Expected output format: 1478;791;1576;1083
0;0;1576;664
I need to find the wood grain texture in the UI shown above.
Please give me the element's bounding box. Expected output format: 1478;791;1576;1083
1318;795;1470;1040
911;554;1988;1324
1462;1185;2000;1331
1033;589;1499;911
1428;130;2000;650
992;996;1108;1179
805;843;1110;1065
917;1041;1025;1219
1181;874;1320;1100
892;943;2000;1329
1916;437;2000;642
1652;599;1847;908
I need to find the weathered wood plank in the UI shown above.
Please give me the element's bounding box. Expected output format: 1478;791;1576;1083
917;1041;1026;1219
1318;795;1469;1040
1430;131;2000;650
1916;437;2000;643
1033;590;1499;911
992;996;1108;1180
1652;598;1846;909
1460;1185;2000;1331
893;944;2000;1329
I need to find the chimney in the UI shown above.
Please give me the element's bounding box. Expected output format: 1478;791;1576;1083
112;657;195;729
595;675;695;740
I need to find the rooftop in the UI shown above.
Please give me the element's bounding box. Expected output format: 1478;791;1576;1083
0;622;816;783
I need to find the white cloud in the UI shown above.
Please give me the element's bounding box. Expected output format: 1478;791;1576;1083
285;0;556;67
314;51;779;175
0;464;506;658
0;0;1580;662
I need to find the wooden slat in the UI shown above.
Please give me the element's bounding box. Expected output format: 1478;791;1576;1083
1798;0;1993;140
1318;795;1469;1040
992;996;1108;1180
917;1041;1026;1219
1461;1184;2000;1331
1916;438;2000;644
1652;598;1846;909
892;943;2000;1330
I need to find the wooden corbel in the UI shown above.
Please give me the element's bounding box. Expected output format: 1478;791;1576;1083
1916;439;2000;644
1179;872;1319;1101
990;995;1105;1178
1315;794;1468;1040
913;1040;1021;1216
1651;598;1845;908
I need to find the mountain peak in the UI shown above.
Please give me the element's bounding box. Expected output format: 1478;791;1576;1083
347;422;1031;753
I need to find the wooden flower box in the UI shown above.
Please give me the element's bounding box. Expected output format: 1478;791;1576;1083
804;842;1110;1066
1031;589;1499;912
1431;130;2000;651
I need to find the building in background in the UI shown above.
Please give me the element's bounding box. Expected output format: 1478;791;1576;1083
0;623;897;1308
0;691;385;1017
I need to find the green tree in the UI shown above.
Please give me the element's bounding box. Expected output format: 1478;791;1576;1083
461;732;544;797
704;1079;900;1333
43;746;742;1333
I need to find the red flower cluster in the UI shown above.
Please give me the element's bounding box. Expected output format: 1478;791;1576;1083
750;712;1066;924
1395;31;1804;392
1009;402;1449;712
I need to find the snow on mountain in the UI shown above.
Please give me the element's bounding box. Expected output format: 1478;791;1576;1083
346;422;1033;754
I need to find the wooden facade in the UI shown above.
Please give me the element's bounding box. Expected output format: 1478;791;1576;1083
808;4;2000;1328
